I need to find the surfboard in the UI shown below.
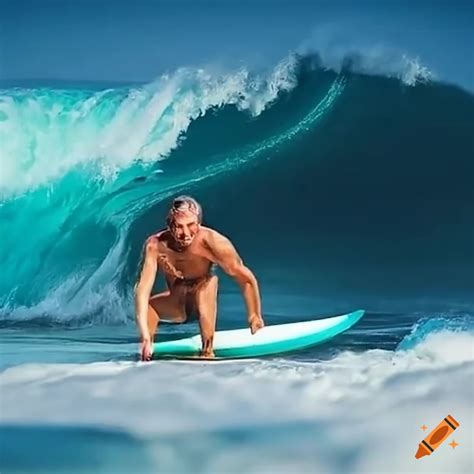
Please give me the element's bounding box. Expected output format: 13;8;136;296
153;309;364;360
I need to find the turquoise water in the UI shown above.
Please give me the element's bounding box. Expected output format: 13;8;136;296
1;54;473;473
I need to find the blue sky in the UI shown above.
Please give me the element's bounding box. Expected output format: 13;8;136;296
1;0;473;90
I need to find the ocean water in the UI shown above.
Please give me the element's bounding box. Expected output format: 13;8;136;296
1;53;473;473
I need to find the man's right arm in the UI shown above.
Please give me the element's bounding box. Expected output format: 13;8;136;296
134;237;159;341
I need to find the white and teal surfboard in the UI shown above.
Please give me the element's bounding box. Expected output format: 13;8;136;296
153;309;364;360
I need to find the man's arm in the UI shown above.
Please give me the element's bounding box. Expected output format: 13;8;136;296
134;237;159;341
207;230;264;333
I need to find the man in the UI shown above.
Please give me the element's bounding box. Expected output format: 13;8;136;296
134;195;265;361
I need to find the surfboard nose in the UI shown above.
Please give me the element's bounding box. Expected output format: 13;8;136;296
350;309;365;322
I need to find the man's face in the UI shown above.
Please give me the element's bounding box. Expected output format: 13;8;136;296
169;212;200;247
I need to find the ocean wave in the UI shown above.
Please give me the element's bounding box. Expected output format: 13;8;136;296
397;312;474;351
297;26;434;86
1;52;472;323
0;60;345;318
0;55;299;197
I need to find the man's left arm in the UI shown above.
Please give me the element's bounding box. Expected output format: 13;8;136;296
207;231;264;334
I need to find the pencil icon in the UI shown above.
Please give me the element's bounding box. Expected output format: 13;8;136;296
415;415;459;459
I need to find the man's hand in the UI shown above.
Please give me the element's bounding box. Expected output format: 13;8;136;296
140;337;153;361
249;314;265;334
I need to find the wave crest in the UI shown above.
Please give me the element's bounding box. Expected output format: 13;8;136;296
0;55;299;197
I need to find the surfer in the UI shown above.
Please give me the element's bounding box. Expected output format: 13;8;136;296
134;195;265;361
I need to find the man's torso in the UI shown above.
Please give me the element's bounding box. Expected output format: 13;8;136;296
151;227;217;292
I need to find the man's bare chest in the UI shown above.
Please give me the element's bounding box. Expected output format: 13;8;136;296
165;251;205;267
157;245;214;276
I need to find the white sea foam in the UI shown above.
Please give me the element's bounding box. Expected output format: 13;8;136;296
298;24;434;86
0;55;298;197
1;330;472;473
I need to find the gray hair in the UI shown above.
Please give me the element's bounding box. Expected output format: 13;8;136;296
167;195;203;225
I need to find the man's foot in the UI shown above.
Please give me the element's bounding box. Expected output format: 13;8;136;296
200;349;215;358
249;314;265;334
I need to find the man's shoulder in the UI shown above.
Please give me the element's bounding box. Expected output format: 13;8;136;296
200;226;217;237
200;226;232;248
200;226;218;240
145;230;168;251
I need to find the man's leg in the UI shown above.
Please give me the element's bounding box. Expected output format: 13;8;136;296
148;291;186;343
194;275;219;357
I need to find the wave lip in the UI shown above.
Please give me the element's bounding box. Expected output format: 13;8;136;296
0;55;299;197
298;26;434;86
397;312;474;351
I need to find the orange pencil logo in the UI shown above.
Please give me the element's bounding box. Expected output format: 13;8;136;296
415;415;460;459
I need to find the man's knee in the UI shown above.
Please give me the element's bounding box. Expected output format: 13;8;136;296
147;303;159;322
173;314;187;323
148;297;186;324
